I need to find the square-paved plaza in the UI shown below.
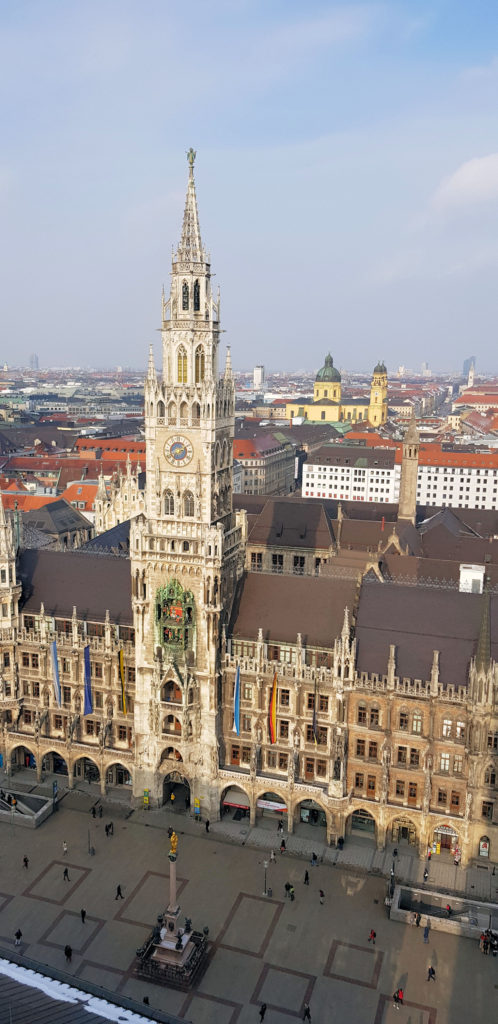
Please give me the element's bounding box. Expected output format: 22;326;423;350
0;802;495;1024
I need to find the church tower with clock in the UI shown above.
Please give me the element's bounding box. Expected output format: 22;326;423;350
130;151;245;811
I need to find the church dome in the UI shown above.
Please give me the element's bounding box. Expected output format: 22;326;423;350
316;353;341;383
373;360;387;374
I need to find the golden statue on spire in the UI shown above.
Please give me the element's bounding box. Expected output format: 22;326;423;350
187;148;196;168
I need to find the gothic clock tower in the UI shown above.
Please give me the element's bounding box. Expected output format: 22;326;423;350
131;151;245;811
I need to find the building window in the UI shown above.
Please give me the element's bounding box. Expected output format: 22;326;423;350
118;726;127;742
241;746;251;764
86;720;94;735
307;693;315;710
31;654;39;669
369;742;378;760
242;715;251;733
62;659;70;675
410;748;419;767
22;653;29;668
3;652;9;668
231;745;240;765
278;753;288;771
184;491;195;517
63;686;71;706
316;759;327;777
177;346;187;383
32;682;39;698
357;704;367;725
399;711;408;730
164;490;175;516
319;695;329;712
279;720;289;739
395;780;405;797
193;280;200;312
293;556;305;575
453;755;463;774
267;751;277;768
442;718;452;738
484;766;496;786
271;554;283;574
412;711;422;734
92;663;103;679
182;282;189;310
482;801;493;820
95;691;103;709
354;772;364;789
195;345;205;382
54;715;63;731
438;789;447;805
456;721;466;741
23;709;32;725
243;684;252;701
408;782;417;801
367;775;376;794
450;792;460;809
370;707;379;727
440;753;450;772
397;746;407;764
280;689;290;707
356;739;366;757
127;666;136;683
251;552;263;571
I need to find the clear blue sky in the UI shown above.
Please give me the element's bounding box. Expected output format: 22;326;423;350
1;0;498;372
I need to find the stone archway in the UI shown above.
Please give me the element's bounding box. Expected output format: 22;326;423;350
162;769;191;812
255;790;288;829
105;761;132;789
293;798;328;836
347;806;377;840
8;744;37;772
389;815;418;847
72;755;101;786
41;750;69;777
220;784;252;823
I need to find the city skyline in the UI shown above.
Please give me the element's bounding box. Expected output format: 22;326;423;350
1;1;498;371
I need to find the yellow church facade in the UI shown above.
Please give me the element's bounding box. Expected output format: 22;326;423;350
285;355;388;427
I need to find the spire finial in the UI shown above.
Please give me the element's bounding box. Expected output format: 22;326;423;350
176;151;204;263
147;344;157;382
225;345;232;377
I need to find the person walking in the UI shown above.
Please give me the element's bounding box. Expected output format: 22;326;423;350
14;929;22;946
205;820;210;833
22;855;29;870
259;1003;267;1022
115;884;124;900
392;991;400;1011
63;867;70;882
62;840;68;856
280;840;286;854
91;806;96;818
64;944;72;964
319;889;325;905
98;805;103;818
289;886;295;902
304;870;309;885
303;1003;311;1021
368;929;376;945
423;921;430;943
427;966;436;982
105;824;109;837
270;849;276;863
423;868;428;881
415;912;421;927
397;988;404;1006
80;909;86;924
284;882;291;899
109;821;114;835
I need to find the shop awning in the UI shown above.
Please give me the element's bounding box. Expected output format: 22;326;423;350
257;798;287;812
223;788;250;809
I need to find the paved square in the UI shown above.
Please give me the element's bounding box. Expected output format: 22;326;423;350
324;939;383;988
0;795;494;1024
251;963;315;1015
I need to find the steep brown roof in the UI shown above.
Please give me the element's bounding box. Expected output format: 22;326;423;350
355;580;498;686
18;549;133;624
230;571;357;647
248;499;335;550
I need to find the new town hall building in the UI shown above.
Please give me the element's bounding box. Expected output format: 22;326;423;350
0;156;497;867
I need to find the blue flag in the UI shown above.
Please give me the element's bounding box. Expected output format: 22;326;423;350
51;640;61;707
83;645;93;716
233;664;240;736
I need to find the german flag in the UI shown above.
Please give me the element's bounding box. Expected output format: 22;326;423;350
268;672;277;744
119;649;127;716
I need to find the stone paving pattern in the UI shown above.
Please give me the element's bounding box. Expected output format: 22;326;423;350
0;776;496;1024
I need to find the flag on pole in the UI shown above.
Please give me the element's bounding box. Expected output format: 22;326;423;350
119;649;127;716
233;664;240;735
83;644;93;716
312;675;318;745
50;639;61;707
268;671;277;744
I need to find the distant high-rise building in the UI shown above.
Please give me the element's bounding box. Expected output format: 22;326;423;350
253;365;265;390
463;355;475;378
29;353;39;371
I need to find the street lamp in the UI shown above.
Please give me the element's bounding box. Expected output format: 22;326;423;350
263;860;268;897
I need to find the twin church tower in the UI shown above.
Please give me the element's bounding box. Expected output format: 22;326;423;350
130;150;245;804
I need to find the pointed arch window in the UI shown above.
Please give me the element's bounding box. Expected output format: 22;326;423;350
195;345;205;383
183;491;195;517
164;490;174;516
177;347;187;384
193;280;200;311
182;282;189;311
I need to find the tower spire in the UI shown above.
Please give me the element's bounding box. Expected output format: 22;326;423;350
146;344;157;384
176;149;205;263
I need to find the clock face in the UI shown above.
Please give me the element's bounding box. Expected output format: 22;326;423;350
165;435;193;466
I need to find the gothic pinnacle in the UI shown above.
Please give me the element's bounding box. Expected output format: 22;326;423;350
147;344;157;382
176;150;205;263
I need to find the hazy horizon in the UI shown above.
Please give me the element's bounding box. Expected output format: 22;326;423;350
1;1;498;373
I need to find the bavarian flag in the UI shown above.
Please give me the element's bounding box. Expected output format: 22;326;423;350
268;671;277;744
